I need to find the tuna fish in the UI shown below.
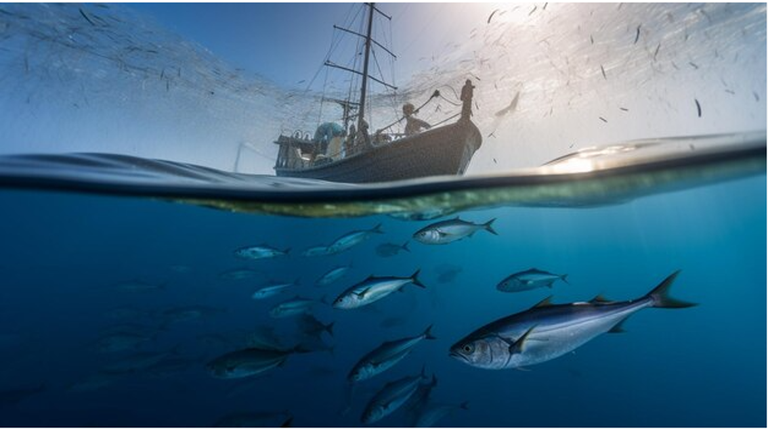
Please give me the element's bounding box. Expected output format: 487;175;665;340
219;268;259;280
375;242;410;258
412;401;469;427
496;268;570;292
327;223;384;254
317;266;351;286
161;306;226;324
252;281;296;300
301;245;334;257
361;368;431;424
234;244;289;260
269;297;320;318
206;346;307;379
333;271;425;309
450;271;694;370
348;325;436;383
413;217;497;245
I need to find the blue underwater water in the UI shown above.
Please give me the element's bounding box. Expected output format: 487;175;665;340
0;171;765;427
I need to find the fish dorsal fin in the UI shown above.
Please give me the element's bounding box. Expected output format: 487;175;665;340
590;294;611;304
532;296;554;309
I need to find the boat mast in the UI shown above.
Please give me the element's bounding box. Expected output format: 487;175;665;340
356;2;375;142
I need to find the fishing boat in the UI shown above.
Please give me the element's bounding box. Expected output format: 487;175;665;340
273;3;482;183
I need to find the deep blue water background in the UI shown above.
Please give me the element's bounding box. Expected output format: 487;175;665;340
0;173;765;427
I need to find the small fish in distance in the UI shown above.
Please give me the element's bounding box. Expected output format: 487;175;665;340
361;368;432;424
413;217;498;245
317;266;351;286
234;244;289;260
496;268;570;292
376;242;410;257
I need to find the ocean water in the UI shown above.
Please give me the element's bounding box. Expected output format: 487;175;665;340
0;143;765;427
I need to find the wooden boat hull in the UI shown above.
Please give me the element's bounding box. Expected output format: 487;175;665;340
274;120;482;183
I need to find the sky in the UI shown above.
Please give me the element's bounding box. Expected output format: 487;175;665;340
127;3;494;89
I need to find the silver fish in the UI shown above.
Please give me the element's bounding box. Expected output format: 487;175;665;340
252;281;296;300
206;346;305;379
234;244;289;260
327;223;384;254
361;368;430;424
269;297;319;318
413;401;469;427
317;266;351;286
496;268;570;292
301;245;334;257
348;325;435;383
413;217;497;245
161;306;226;324
219;268;259;280
375;242;410;258
450;271;694;370
333;270;425;309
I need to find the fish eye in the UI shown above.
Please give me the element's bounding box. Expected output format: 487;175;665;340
463;344;474;353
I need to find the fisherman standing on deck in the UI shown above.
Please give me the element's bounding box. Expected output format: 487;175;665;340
402;103;431;136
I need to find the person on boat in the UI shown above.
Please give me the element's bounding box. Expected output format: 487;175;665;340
402;103;431;136
313;122;345;162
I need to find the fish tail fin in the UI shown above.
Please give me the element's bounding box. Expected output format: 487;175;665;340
402;241;411;252
325;321;335;337
423;324;437;340
280;416;293;427
483;218;499;235
460;401;470;411
646;270;696;309
561;274;570;285
371;223;384;234
410;269;426;288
